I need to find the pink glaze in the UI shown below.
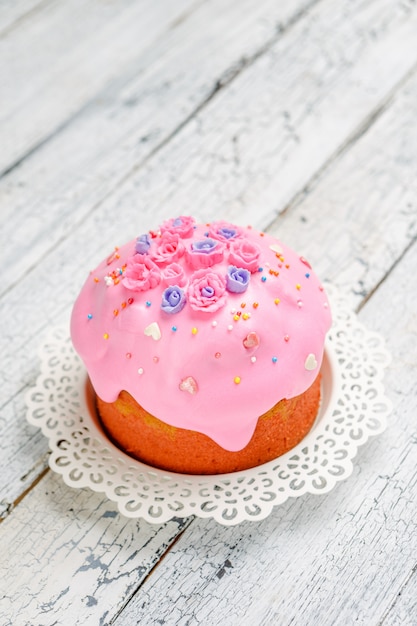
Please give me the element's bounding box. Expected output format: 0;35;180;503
70;219;332;451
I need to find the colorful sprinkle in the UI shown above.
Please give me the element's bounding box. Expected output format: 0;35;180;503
153;356;159;363
87;313;93;320
227;324;233;331
272;356;278;363
305;273;310;278
297;300;303;308
113;309;119;317
274;298;280;305
126;353;132;359
215;352;221;359
284;335;290;342
242;313;250;320
103;333;109;340
127;297;134;305
146;301;151;307
172;326;177;332
212;320;218;327
234;376;241;384
191;327;198;335
253;302;259;309
93;277;100;283
261;276;267;282
138;368;144;375
233;314;240;321
250;356;257;363
258;267;263;272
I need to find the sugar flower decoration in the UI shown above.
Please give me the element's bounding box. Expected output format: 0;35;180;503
226;265;251;293
208;221;243;244
161;285;186;314
229;239;261;273
161;262;186;287
160;216;195;239
150;231;185;265
186;238;225;269
135;234;151;255
122;255;161;291
187;269;227;313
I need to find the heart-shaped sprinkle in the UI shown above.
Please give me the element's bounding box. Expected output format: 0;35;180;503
144;322;161;341
304;353;318;370
270;243;284;255
179;376;198;395
243;331;260;350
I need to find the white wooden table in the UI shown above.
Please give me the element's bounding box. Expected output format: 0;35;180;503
1;1;416;624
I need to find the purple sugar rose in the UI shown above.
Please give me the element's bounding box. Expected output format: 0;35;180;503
226;265;251;293
135;234;151;254
161;285;186;314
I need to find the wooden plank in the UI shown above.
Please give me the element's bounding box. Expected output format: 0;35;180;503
107;182;417;626
0;0;315;295
0;0;318;517
0;470;193;626
0;0;50;35
0;0;199;174
380;568;417;626
2;0;417;517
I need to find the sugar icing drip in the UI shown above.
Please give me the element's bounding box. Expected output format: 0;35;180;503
70;218;332;451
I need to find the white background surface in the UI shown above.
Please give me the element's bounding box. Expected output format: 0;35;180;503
0;1;416;624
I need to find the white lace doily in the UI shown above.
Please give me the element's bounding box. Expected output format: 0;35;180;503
26;288;391;526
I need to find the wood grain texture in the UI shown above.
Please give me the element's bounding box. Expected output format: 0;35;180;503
0;470;192;626
0;0;318;518
1;0;416;624
0;0;316;295
107;178;417;626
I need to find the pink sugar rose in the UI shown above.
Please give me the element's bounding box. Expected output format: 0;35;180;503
229;239;261;273
187;269;227;313
122;255;161;291
161;262;187;287
208;221;243;244
150;231;185;265
186;238;225;270
160;216;195;239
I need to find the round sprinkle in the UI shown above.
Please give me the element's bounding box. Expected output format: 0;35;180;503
261;276;267;282
191;327;198;335
240;303;246;308
93;277;99;283
127;297;134;304
324;302;329;308
121;302;127;309
153;356;159;363
87;313;93;320
233;314;240;321
171;326;177;332
284;335;290;342
305;273;310;278
234;376;241;384
230;308;236;314
138;368;144;375
272;356;278;363
146;301;151;307
296;283;301;290
253;302;259;309
103;333;109;340
212;320;218;327
126;353;132;359
215;352;221;359
242;313;250;320
274;298;280;305
227;324;233;331
258;267;263;272
113;309;119;316
297;300;303;308
251;356;257;363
